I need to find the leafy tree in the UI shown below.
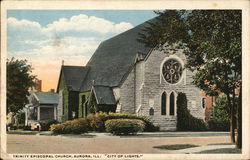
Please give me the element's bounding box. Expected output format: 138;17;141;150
208;95;230;131
209;95;230;122
7;58;36;114
138;10;241;148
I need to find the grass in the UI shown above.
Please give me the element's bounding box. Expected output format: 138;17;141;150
59;133;95;137
7;131;37;135
154;144;199;150
197;148;241;154
208;143;233;145
7;130;95;137
122;132;229;138
39;132;54;136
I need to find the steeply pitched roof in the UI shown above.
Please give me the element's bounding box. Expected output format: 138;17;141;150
62;66;89;91
34;92;59;104
80;18;155;92
92;86;116;105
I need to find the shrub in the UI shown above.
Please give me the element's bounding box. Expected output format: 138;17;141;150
12;123;25;130
208;119;230;131
86;112;159;132
50;118;89;134
23;125;31;131
40;120;58;131
107;112;159;131
105;119;145;135
208;95;230;131
86;112;109;131
50;112;158;134
16;112;25;124
177;92;207;131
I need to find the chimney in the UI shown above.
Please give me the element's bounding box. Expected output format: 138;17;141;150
35;79;42;92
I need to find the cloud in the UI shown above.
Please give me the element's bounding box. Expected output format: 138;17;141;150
9;37;100;58
7;17;42;31
42;14;133;36
7;14;134;91
7;14;133;52
7;17;45;39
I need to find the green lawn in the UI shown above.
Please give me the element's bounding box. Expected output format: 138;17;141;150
59;133;95;137
154;144;199;150
7;131;95;137
197;148;241;154
207;143;233;145
7;131;37;135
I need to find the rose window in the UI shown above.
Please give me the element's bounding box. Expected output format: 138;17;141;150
162;59;183;84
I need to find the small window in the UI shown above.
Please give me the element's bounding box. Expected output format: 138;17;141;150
72;111;76;118
202;98;206;108
81;95;86;116
149;108;154;116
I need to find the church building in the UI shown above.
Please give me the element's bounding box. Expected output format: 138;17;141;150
56;17;206;131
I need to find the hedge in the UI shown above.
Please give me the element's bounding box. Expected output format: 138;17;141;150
86;112;159;132
40;120;58;131
177;92;207;131
50;118;89;134
208;119;230;131
50;112;159;134
105;119;145;135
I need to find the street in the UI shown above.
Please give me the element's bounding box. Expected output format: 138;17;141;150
7;133;231;154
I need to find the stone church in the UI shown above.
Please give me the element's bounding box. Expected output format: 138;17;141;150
57;17;206;131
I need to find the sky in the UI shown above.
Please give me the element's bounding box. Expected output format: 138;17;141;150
7;10;157;92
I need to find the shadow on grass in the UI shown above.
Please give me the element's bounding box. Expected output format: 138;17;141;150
154;144;199;150
196;148;241;154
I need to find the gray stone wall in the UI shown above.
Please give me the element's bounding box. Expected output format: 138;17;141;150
119;68;135;113
140;47;205;130
119;46;205;131
57;90;63;122
135;61;144;115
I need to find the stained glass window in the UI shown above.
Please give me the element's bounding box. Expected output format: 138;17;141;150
162;59;182;84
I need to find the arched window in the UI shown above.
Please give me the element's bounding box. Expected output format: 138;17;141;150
161;92;167;115
170;92;175;115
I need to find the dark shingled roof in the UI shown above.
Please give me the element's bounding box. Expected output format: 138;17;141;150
35;92;59;104
92;86;116;105
80;18;155;92
62;66;89;91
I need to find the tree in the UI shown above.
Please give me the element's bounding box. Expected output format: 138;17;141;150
208;95;230;131
138;10;242;148
7;58;36;114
